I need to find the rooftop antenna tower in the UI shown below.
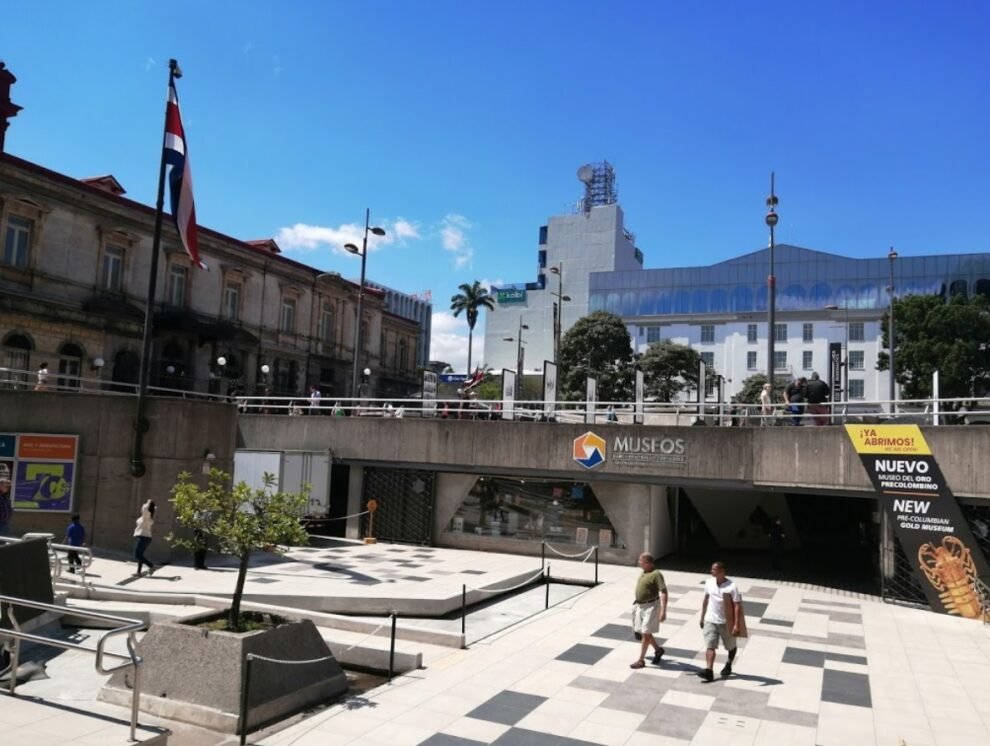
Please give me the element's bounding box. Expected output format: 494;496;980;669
576;161;617;213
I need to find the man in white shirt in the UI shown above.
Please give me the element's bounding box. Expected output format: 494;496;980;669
698;560;741;682
308;385;322;414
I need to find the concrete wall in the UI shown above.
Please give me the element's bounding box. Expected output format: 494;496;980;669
1;391;237;556
236;416;990;499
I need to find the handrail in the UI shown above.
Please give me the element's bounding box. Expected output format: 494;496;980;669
0;535;95;586
0;593;145;740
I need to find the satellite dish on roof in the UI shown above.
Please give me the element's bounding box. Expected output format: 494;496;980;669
577;164;595;184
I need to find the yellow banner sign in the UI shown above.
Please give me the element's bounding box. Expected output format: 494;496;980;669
844;424;932;455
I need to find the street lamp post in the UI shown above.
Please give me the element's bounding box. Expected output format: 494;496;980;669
887;247;898;413
344;209;386;399
548;263;571;365
765;174;779;394
503;318;529;376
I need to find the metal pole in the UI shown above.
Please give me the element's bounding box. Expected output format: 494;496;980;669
843;304;849;422
888;247;898;413
131;59;180;479
594;547;599;585
545;562;551;609
461;584;467;638
388;613;396;680
765;173;778;400
130;657;140;742
239;653;253;746
350;208;370;398
541;541;545;569
517;317;524;376
554;262;563;365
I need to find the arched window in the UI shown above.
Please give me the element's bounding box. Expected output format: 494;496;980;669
1;332;32;388
975;279;990;300
949;279;968;299
57;342;84;390
398;339;407;371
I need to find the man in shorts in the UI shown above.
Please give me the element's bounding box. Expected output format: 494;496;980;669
698;560;741;681
630;552;668;669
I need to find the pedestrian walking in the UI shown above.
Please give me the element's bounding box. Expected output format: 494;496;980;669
697;561;742;682
64;513;86;573
133;499;156;576
35;361;50;391
308;384;322;414
768;518;786;575
630;552;669;669
759;383;773;425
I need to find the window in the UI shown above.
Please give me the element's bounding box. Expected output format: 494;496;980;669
1;333;32;388
319;303;334;343
802;350;813;370
700;352;715;369
849;322;865;342
849;350;865;370
167;264;188;307
803;323;813;343
398;339;407;371
280;298;296;333
223;282;241;320
3;215;31;268
848;379;865;399
774;323;787;343
747;324;758;344
773;351;787;371
57;343;83;390
102;245;125;292
747;351;757;370
700;324;715;344
646;326;663;344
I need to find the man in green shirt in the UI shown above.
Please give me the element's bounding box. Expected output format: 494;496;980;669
630;552;668;668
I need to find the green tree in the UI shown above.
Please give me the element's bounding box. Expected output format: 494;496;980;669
449;281;496;374
878;294;990;401
734;373;790;404
637;340;701;402
169;470;310;631
558;311;634;402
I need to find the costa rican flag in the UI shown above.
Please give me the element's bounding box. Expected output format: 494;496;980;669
164;79;205;269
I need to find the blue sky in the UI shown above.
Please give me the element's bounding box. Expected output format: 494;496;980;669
3;1;989;369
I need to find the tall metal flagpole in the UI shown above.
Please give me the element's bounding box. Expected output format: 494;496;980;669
131;58;182;478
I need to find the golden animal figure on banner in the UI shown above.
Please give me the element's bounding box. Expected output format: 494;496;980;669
918;536;985;619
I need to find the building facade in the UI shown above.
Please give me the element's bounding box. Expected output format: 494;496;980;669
366;281;432;370
485;163;990;402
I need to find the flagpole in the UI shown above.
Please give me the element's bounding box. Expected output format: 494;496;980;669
131;58;181;478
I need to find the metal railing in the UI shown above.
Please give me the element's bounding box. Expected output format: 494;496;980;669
0;594;144;740
0;535;95;587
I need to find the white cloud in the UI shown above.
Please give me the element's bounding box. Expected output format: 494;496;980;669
430;311;485;373
438;214;474;269
276;218;420;256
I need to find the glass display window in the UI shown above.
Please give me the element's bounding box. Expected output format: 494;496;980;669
445;476;625;549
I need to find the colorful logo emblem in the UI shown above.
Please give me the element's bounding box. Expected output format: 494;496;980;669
573;431;606;470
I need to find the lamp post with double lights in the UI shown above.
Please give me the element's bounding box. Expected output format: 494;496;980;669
502;319;529;376
887;247;898;413
344;209;386;399
548;263;571;365
765;174;779;396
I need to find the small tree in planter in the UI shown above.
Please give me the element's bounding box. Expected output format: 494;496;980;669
169;469;310;631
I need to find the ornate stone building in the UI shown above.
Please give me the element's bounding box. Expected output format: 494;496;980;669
0;67;420;401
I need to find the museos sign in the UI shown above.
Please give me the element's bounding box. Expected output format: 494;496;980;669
571;431;687;471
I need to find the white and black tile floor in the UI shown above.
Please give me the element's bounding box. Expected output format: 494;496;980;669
257;561;990;745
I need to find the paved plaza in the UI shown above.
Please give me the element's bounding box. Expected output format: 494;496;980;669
2;540;990;745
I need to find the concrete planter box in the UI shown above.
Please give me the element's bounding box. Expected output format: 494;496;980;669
100;610;348;733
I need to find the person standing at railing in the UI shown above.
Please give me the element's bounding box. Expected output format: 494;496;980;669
784;377;806;426
133;499;156;576
805;372;831;426
0;474;12;536
759;383;773;425
35;361;49;391
308;385;322;415
64;513;85;573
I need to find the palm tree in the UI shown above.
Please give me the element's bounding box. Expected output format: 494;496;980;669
450;281;496;374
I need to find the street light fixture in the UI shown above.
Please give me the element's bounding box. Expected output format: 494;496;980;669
887;246;898;413
344;208;386;398
548;263;571;365
502;319;530;376
765;173;779;396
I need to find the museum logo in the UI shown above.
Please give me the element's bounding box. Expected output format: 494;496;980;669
572;431;606;470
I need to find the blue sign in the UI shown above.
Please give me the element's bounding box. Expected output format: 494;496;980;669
0;434;14;458
440;374;468;384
